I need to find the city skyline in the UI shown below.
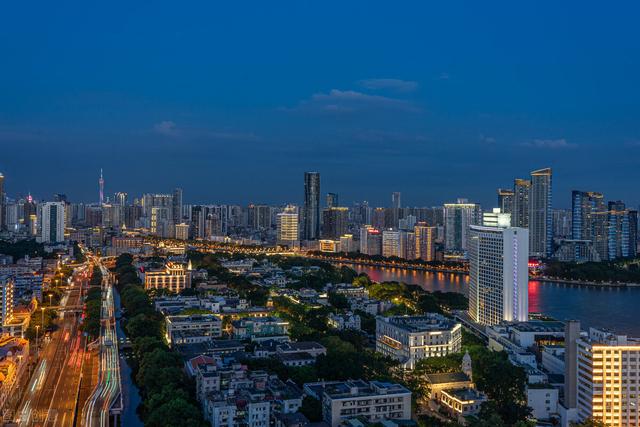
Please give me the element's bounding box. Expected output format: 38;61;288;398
0;167;638;211
2;2;640;207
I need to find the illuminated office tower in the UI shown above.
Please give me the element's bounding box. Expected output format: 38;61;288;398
414;222;436;261
322;207;349;239
150;207;173;238
529;168;553;257
575;328;640;426
512;179;531;228
277;205;299;245
302;172;320;240
175;223;190;240
40;202;65;243
360;226;382;256
482;208;511;228
326;193;338;209
0;277;14;325
400;231;415;259
607;201;630;260
572;191;608;259
497;188;514;218
382;230;401;258
443;199;481;252
468;224;529;325
339;234;354;253
114;192;128;206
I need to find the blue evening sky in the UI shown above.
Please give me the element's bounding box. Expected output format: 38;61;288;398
1;1;639;208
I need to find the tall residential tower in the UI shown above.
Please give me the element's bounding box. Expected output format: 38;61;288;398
529;168;553;257
302;172;320;240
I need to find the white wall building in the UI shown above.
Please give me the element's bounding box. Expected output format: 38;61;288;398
40;202;65;243
319;380;412;427
468;224;529;326
277;205;299;245
327;312;361;331
376;314;462;369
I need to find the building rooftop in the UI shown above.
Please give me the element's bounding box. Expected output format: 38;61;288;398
510;320;565;333
166;314;221;324
322;380;410;399
278;341;325;353
378;314;458;333
277;352;314;362
425;372;471;385
442;387;486;402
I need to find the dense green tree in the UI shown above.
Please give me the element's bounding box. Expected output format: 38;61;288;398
299;396;322;422
352;273;372;287
126;313;163;340
472;356;531;425
414;353;463;375
328;292;350;309
132;336;166;361
144;397;207;427
137;348;185;396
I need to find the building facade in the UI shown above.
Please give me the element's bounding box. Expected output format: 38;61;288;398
468;225;529;326
143;261;192;293
276;205;299;245
444;200;481;253
320;380;412;427
302;172;320;240
40;202;65;243
575;328;640;426
529;168;552;257
376;314;462;369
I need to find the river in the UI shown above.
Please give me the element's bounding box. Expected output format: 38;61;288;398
113;288;144;427
345;265;640;337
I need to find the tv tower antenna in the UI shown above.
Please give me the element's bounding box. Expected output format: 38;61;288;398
99;169;104;206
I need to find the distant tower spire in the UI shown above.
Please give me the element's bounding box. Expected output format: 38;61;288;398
99;169;104;206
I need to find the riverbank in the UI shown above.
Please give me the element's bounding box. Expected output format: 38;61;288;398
534;276;640;288
312;255;468;275
328;258;640;289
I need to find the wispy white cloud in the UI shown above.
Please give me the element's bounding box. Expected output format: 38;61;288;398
151;121;260;142
358;78;418;92
522;138;577;149
479;134;496;144
153;120;180;136
353;129;428;144
286;89;420;113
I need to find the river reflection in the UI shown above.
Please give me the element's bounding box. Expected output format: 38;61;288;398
341;264;640;337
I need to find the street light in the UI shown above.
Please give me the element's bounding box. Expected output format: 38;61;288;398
35;325;40;358
48;293;52;307
41;307;45;328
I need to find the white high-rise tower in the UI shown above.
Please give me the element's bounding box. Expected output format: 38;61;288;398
468;223;529;325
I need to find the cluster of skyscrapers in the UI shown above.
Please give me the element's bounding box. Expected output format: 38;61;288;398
0;168;637;266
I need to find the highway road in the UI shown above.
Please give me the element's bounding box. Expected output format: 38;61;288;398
14;263;95;427
81;263;122;427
